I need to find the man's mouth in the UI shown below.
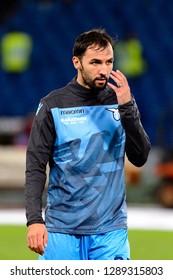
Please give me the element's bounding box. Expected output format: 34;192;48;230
96;77;107;82
96;78;107;85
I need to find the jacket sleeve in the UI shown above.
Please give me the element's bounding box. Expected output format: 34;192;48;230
119;98;151;167
24;100;55;226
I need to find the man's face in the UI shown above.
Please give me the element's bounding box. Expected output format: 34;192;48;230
73;44;114;90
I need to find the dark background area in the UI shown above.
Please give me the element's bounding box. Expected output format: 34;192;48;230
0;0;172;147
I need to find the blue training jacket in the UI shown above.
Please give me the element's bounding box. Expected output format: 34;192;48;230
25;77;150;234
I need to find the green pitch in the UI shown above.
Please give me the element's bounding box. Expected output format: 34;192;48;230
0;225;37;260
128;229;173;260
0;225;173;260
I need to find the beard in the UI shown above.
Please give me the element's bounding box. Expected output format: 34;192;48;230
80;68;108;91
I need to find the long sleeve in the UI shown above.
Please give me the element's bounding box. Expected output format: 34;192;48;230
119;98;151;167
25;100;55;226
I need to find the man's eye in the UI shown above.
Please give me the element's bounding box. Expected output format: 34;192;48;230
91;61;99;64
107;61;113;65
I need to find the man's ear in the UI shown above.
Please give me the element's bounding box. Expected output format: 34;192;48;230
72;56;82;70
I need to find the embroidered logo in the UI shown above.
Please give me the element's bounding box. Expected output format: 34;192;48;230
36;103;43;115
107;108;120;121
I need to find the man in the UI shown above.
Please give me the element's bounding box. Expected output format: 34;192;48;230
25;28;150;260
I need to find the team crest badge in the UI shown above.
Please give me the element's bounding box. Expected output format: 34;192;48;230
107;108;120;121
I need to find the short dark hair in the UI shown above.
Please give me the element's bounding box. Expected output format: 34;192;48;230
73;28;115;58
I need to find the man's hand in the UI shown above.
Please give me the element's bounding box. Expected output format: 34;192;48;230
27;223;48;255
108;70;131;105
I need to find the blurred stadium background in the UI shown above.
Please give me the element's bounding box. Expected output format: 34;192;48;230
0;0;173;259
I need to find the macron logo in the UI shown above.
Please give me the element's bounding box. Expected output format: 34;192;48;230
60;109;84;115
36;103;43;115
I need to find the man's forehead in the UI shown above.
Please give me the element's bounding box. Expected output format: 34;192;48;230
85;43;113;57
87;43;112;51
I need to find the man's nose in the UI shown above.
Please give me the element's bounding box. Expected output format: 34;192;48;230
99;64;108;75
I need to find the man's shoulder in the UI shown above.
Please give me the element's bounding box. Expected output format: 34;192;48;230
45;85;69;100
41;84;71;108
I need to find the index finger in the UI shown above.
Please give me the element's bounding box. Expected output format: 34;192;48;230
37;234;45;255
111;69;126;79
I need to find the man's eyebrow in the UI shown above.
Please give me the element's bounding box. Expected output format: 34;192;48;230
88;59;102;64
90;58;101;62
89;57;114;63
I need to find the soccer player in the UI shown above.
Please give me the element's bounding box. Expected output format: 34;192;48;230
25;28;150;260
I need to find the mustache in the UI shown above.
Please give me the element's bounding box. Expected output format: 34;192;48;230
95;75;107;80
